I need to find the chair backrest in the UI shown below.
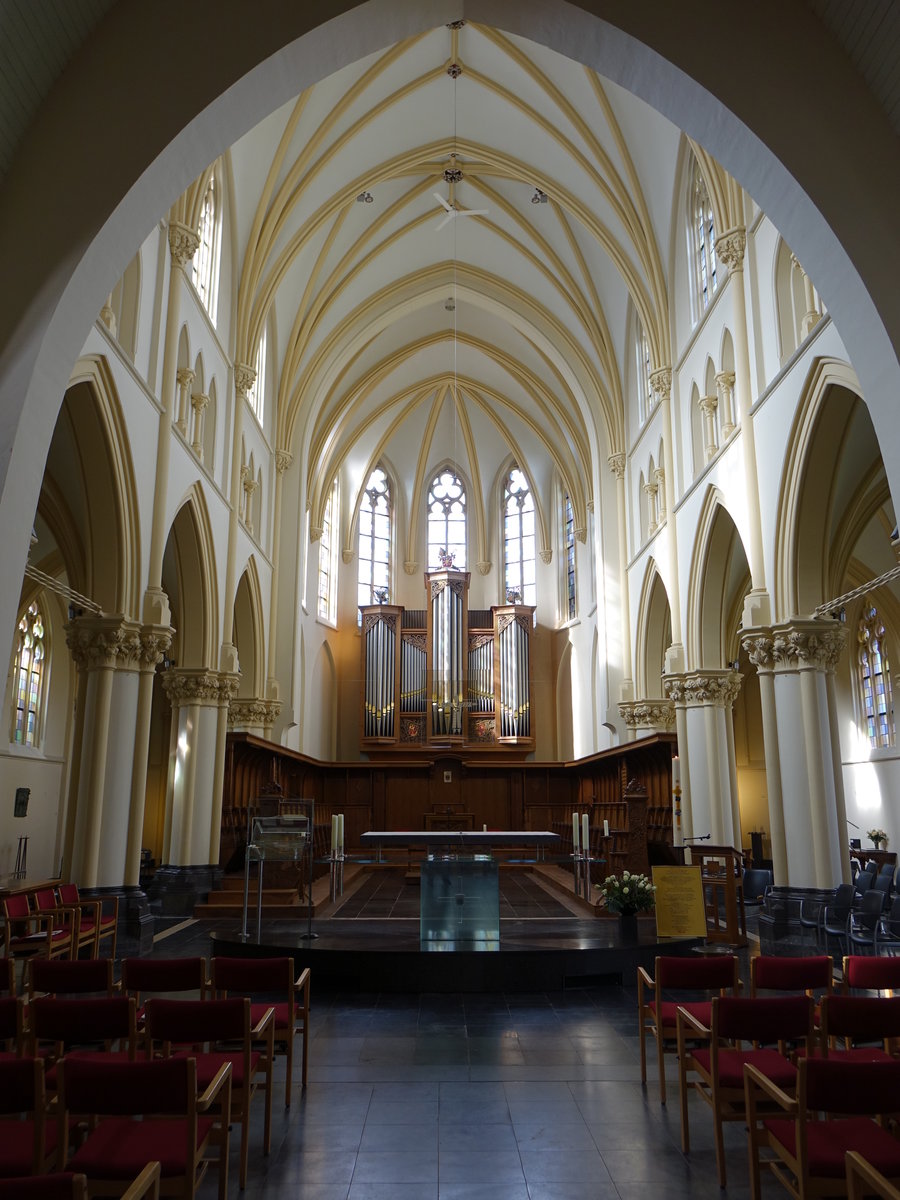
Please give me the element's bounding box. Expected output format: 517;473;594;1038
751;954;832;995
32;888;61;914
121;956;207;999
714;994;813;1045
0;1054;41;1114
742;869;773;900
830;882;856;913
857;889;886;925
212;954;293;996
874;874;893;894
879;863;896;877
654;954;738;991
0;1176;89;1200
56;884;81;906
30;996;136;1053
0;995;23;1049
820;994;900;1046
144;996;249;1048
3;892;32;921
59;1054;196;1117
843;955;900;992
802;1056;900;1115
856;869;876;894
29;957;114;998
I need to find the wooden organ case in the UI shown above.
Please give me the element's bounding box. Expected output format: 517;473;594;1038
360;568;535;755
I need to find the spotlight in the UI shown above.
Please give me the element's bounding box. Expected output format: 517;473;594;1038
356;191;374;204
531;188;548;204
444;297;456;311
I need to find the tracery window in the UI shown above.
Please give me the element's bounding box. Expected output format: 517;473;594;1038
503;466;535;606
246;329;266;425
858;604;894;748
317;478;338;624
636;322;653;425
691;162;718;315
427;469;466;569
358;466;391;619
192;171;221;325
563;493;576;621
12;600;46;747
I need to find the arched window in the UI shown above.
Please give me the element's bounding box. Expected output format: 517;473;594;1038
691;161;718;315
246;329;266;425
317;478;338;624
503;466;535;606
635;321;653;425
427;469;466;569
858;604;894;748
358;466;391;617
192;170;221;325
12;600;46;746
563;493;576;621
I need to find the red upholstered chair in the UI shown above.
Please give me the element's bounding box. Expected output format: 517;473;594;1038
28;956;116;1000
750;955;834;998
846;1150;900;1200
121;957;208;1010
211;955;311;1104
818;994;900;1060
843;954;900;994
145;996;273;1191
2;892;73;962
30;996;139;1070
57;1056;230;1200
745;1057;900;1200
0;995;24;1059
56;885;118;960
636;953;739;1104
0;1175;89;1199
0;1057;58;1177
0;958;14;995
677;993;814;1188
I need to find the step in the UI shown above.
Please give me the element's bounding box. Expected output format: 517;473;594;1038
204;888;299;905
193;900;321;920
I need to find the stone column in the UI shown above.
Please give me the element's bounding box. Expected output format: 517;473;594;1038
650;367;684;666
144;222;199;629
175;366;194;436
665;670;743;850
190;391;208;459
715;228;769;626
220;364;255;675
124;625;173;887
740;621;849;887
265;450;293;712
716;370;735;438
654;467;666;522
608;453;633;698
209;672;240;865
643;480;659;536
699;394;719;461
243;475;259;538
791;253;822;337
741;632;788;882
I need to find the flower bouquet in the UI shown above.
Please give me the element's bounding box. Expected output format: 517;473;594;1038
597;870;656;915
867;828;888;848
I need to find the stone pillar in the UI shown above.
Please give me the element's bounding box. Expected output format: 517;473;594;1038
265;450;293;709
665;670;743;850
740;620;849;888
124;625;173;887
190;391;208;459
741;633;788;883
608;453;633;697
791;253;822;337
643;480;659;535
144;222;199;629
716;370;736;438
699;394;718;461
654;467;666;522
175;366;194;436
617;699;675;739
65;617;145;888
220;364;255;675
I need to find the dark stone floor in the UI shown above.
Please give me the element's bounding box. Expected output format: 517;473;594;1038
147;919;773;1199
333;869;574;921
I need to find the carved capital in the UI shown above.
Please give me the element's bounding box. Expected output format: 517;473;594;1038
404;560;418;575
341;549;354;565
698;394;718;416
66;616;145;671
642;482;658;499
138;625;174;668
275;450;293;474
539;548;552;565
310;526;323;544
176;367;194;391
608;453;626;480
476;561;491;576
228;696;282;730
242;477;259;498
618;698;675;730
715;226;746;271
741;633;775;671
575;526;586;544
649;367;672;402
161;668;226;707
191;391;209;413
168;221;200;268
664;669;742;707
234;362;256;401
654;467;665;488
715;370;735;392
742;619;847;673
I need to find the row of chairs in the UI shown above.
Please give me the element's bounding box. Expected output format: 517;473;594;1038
2;885;117;962
0;1163;161;1199
815;885;900;956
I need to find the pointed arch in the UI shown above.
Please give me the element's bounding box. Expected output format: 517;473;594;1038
686;486;751;669
233;556;265;698
165;483;219;669
108;248;141;362
634;558;672;697
556;640;574;760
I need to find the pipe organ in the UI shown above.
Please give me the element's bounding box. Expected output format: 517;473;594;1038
360;569;535;753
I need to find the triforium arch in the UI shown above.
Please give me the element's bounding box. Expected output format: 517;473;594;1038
634;558;672;699
163;485;219;670
686;486;751;670
233;558;265;700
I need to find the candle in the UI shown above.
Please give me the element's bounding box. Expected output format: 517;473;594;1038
582;813;590;855
572;812;580;852
603;818;610;837
337;813;345;853
672;756;681;789
331;815;337;856
483;824;487;832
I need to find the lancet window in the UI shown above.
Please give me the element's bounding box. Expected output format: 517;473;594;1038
358;466;391;618
503;466;535;606
12;600;46;747
427;469;466;570
858;604;894;748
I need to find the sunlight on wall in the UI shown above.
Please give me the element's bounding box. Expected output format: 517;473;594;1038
850;760;883;814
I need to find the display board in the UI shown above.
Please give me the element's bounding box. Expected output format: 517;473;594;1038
652;865;707;938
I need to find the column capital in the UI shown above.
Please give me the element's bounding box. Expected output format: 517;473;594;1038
403;560;419;575
664;668;742;707
138;624;174;669
608;452;626;480
617;698;675;730
275;449;293;474
228;696;282;730
162;667;239;707
168;221;200;268
715;370;735;390
649;367;672;402
66;615;145;671
642;481;658;498
234;362;257;401
741;618;847;672
698;393;718;416
653;466;665;487
190;391;209;412
539;549;552;564
243;476;259;497
715;226;746;271
176;366;194;389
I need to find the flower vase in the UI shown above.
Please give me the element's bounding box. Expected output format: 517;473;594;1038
618;912;639;942
874;839;882;850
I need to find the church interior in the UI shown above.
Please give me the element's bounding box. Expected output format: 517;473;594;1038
0;3;899;1196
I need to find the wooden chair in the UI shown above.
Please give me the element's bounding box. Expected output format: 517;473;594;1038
121;957;208;1012
818;994;900;1060
211;955;311;1105
843;954;900;994
745;1057;900;1200
636;953;739;1104
57;1055;230;1200
30;996;139;1070
2;893;72;962
145;995;273;1191
0;1057;58;1178
56;885;118;960
28;956;116;1000
677;993;814;1188
0;995;24;1059
31;888;93;960
846;1150;900;1200
750;954;834;998
0;958;14;996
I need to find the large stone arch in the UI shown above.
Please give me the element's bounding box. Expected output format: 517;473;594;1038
686;486;751;669
233;557;265;699
163;485;219;670
634;558;671;698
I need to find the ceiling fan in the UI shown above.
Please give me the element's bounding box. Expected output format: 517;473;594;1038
433;192;489;232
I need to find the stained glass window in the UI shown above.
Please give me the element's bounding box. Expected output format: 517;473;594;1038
358;466;391;619
427;469;466;570
858;604;894;748
192;171;221;324
13;601;45;747
564;494;576;621
503;467;535;606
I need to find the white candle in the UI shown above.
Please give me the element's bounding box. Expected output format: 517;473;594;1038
672;756;681;788
483;824;487;832
337;813;345;852
331;815;337;855
572;812;580;851
582;813;590;855
603;818;610;837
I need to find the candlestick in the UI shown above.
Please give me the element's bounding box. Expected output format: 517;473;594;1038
337;813;345;853
582;813;590;856
572;812;580;852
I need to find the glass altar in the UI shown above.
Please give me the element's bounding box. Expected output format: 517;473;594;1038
420;854;500;950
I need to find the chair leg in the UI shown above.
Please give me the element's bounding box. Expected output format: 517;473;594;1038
678;1055;690;1152
714;1114;727;1188
284;1035;293;1108
656;1029;667;1105
638;1011;647;1085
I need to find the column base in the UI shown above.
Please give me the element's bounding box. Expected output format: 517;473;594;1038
147;864;223;920
81;885;155;958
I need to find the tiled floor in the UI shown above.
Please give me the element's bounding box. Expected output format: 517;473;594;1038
161;922;772;1200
